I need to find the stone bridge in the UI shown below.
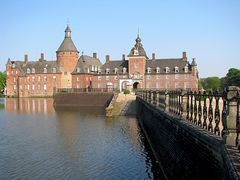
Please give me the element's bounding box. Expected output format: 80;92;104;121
136;86;240;180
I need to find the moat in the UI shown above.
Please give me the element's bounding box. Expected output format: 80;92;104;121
0;98;164;179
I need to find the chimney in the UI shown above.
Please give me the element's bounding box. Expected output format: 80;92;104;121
152;53;156;60
24;54;28;63
93;52;97;59
182;52;187;61
41;53;44;60
106;55;110;63
122;54;125;61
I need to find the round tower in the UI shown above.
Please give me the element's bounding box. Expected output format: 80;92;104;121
57;25;79;88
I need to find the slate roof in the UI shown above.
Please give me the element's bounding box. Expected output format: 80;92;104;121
10;60;61;76
101;60;128;74
146;58;190;73
72;55;102;74
57;25;78;53
128;35;148;58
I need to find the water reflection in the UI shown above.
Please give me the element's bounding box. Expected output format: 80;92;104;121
0;98;164;179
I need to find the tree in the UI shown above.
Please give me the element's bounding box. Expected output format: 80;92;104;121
200;77;221;91
221;68;240;89
0;71;6;94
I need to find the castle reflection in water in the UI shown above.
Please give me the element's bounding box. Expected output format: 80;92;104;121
5;98;55;114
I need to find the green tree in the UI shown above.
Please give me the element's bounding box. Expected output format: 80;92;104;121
221;68;240;89
0;71;6;94
200;77;221;91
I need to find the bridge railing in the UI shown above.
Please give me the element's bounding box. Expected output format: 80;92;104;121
136;86;240;148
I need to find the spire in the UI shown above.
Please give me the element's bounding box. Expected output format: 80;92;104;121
128;32;147;58
191;58;197;66
57;25;78;53
65;25;71;38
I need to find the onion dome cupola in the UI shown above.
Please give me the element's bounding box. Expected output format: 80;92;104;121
56;25;79;53
128;33;148;58
191;58;197;66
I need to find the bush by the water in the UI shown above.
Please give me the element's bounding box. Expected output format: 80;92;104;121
123;89;130;94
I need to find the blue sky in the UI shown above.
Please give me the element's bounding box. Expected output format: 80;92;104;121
1;0;239;78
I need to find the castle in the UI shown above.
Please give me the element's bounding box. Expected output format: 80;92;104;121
6;25;198;97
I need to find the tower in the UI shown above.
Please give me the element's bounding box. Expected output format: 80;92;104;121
128;33;148;88
57;25;79;88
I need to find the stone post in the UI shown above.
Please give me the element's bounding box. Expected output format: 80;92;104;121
225;86;240;147
165;90;169;112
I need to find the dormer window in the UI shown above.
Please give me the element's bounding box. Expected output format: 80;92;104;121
123;67;127;74
106;68;110;74
175;66;179;73
12;63;15;68
98;69;102;74
184;65;188;73
156;67;160;73
76;67;80;73
43;68;47;73
32;68;35;73
27;68;30;74
165;67;170;73
52;68;56;73
114;68;118;74
147;67;151;73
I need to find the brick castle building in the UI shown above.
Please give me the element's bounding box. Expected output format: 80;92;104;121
6;25;198;97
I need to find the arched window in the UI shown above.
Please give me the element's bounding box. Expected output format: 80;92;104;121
114;68;118;74
123;67;127;74
27;68;30;74
184;65;188;73
106;68;110;74
76;67;80;73
147;67;151;73
156;67;160;73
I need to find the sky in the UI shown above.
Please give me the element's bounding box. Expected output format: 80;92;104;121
0;0;239;78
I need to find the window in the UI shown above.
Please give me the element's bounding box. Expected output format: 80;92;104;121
32;76;35;82
134;59;138;69
175;66;179;73
123;67;127;74
166;75;169;79
27;68;30;74
44;76;47;82
106;68;110;74
147;67;151;73
14;77;16;82
76;67;80;73
14;85;16;90
77;77;79;82
12;63;15;68
156;82;160;89
52;68;56;73
175;82;179;88
114;68;118;74
156;75;160;80
175;74;179;79
38;76;41;82
114;76;118;80
184;82;189;89
156;67;160;73
98;76;101;80
146;75;150;80
32;68;35;73
106;76;109;80
165;67;170;73
91;65;94;71
44;68;47;73
38;84;41;90
185;74;189;79
184;65;188;73
53;76;56;81
44;84;47;90
32;84;35;90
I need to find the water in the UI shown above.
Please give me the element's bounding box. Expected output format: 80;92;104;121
0;98;164;179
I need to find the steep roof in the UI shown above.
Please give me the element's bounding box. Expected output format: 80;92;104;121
72;55;102;74
101;60;128;74
146;58;190;73
128;34;148;58
57;25;78;53
10;60;61;76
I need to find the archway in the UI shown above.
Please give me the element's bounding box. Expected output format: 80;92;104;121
133;82;139;90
